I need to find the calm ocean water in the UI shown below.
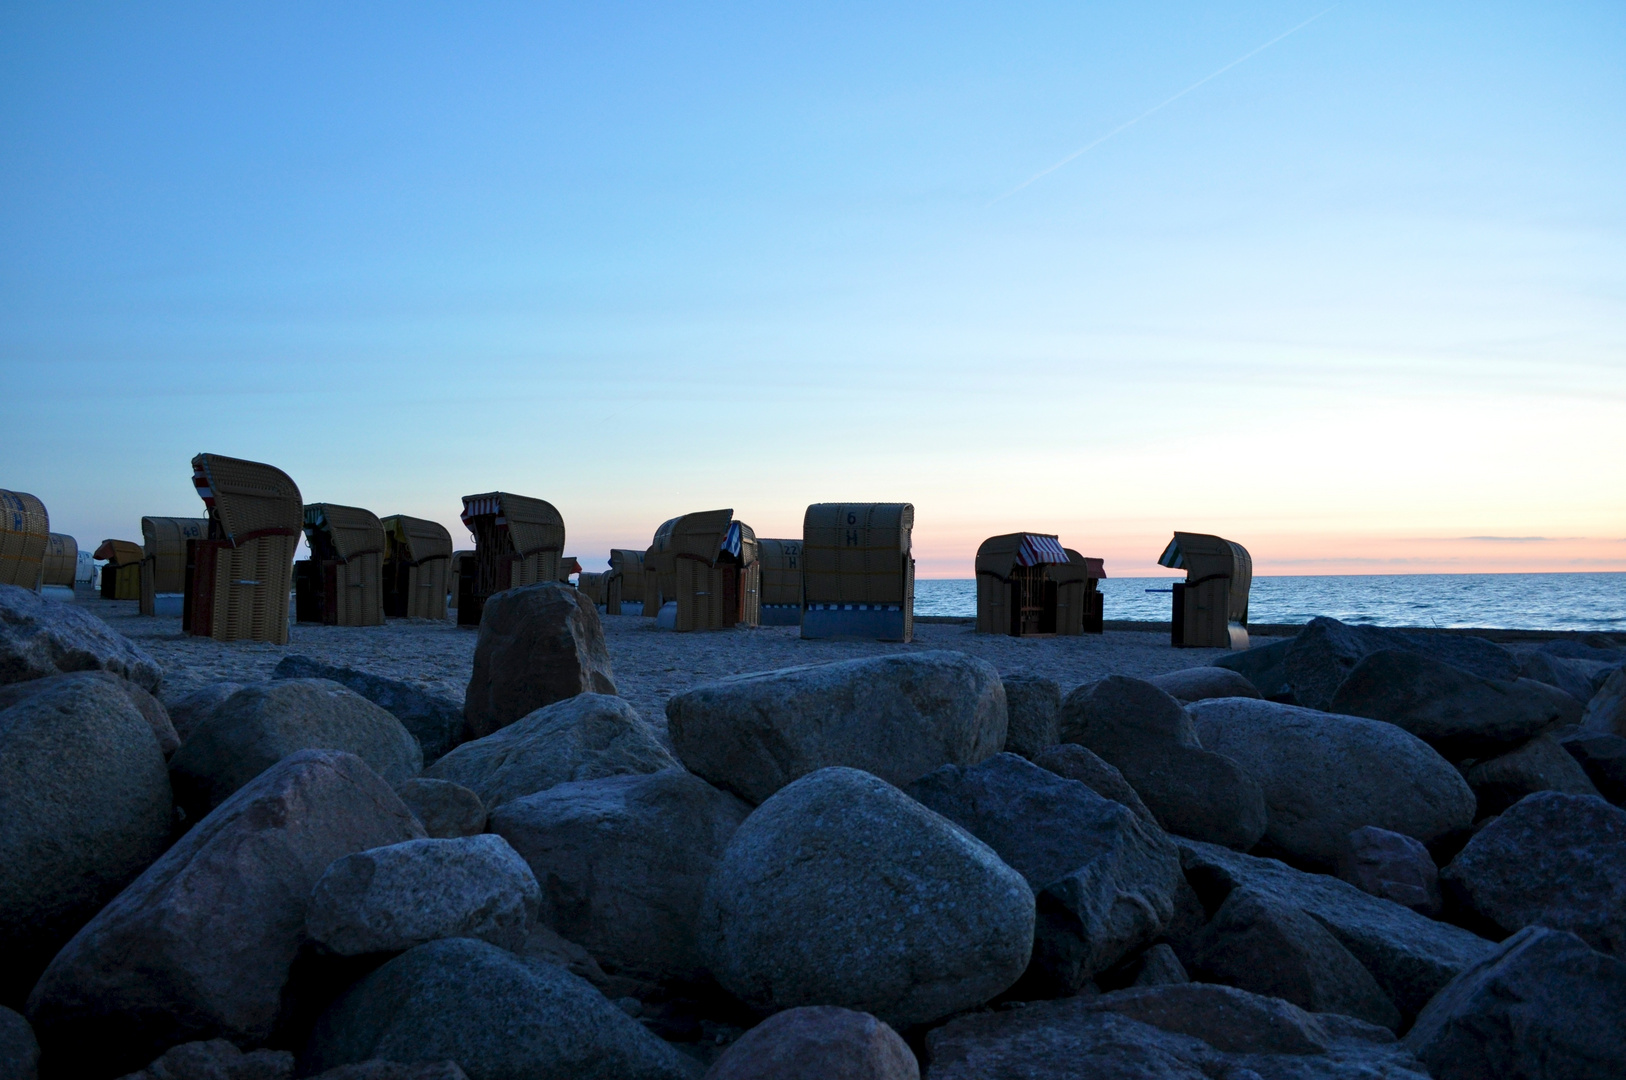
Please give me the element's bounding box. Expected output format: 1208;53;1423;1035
914;573;1626;632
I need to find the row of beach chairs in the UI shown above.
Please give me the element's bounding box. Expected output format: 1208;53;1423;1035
2;453;1252;650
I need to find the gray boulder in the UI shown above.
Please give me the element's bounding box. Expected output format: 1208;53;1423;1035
1465;733;1599;817
1;672;172;1007
0;582;162;692
307;835;541;956
1404;926;1626;1080
1518;649;1613;703
426;693;677;810
169;680;423;817
925;984;1428;1080
165;681;245;743
906;753;1180;993
667;652;1006;805
394;778;487;838
1149;666;1261;704
1057;677;1267;850
698;767;1034;1028
1440;791;1626;956
1185;887;1401;1030
0;1006;38;1080
0;671;182;757
999;673;1060;758
1212;636;1295;700
117;1039;294;1080
1336;825;1441;916
704;1006;918;1080
1583;665;1626;737
490;767;750;984
1056;675;1199;755
1329;649;1581;759
1030;742;1156;823
1178;838;1497;1019
26;749;424;1076
462;582;617;740
1280;617;1517;713
302;937;700;1080
1122;944;1189;988
274;655;463;765
1560;730;1626;805
1190;697;1475;869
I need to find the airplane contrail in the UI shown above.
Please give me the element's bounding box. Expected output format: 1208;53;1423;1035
990;4;1340;204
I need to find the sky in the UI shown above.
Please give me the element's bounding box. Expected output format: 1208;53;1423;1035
2;2;1623;577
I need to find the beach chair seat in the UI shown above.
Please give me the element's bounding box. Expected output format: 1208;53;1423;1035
1159;531;1252;650
801;503;914;642
382;515;454;620
0;489;49;590
185;454;303;644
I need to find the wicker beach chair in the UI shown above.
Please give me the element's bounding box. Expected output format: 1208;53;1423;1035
1159;531;1252;649
643;509;760;631
756;538;804;625
381;515;454;620
975;533;1104;636
605;548;645;615
185;453;304;644
458;492;565;626
558;556;582;583
577;571;607;605
41;533;78;588
94;540;145;600
447;550;474;611
0;489;49;590
297;504;386;627
140;517;208;615
801;503;914;642
643;519;680;617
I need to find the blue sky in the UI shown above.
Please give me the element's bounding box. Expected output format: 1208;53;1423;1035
3;2;1623;574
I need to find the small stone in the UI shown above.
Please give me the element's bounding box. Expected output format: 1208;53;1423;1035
116;1038;293;1080
704;1007;918;1080
1000;673;1061;758
1030;742;1156;824
274;655;464;765
1337;825;1442;916
1465;734;1599;817
1149;666;1261;704
1560;730;1626;805
394;778;486;838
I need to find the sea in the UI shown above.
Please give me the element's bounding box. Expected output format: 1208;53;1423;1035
914;573;1626;633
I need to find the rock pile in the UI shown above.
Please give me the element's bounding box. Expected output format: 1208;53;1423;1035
3;588;1623;1079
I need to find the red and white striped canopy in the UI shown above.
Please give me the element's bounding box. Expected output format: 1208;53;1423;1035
1015;533;1069;567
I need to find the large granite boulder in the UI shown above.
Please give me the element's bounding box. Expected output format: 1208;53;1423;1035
307;835;540;956
165;681;246;744
1057;677;1266;849
1403;926;1626;1080
1329;649;1581;759
924;983;1428;1080
1561;730;1626;805
169;680;422;818
274;656;464;765
490;767;750;984
0;1006;38;1080
1148;666;1261;704
999;673;1060;758
26;750;424;1076
1336;825;1441;916
1278;617;1517;712
302;937;700;1080
1518;649;1614;703
704;1007;917;1080
1189;697;1475;869
462;582;616;740
1177;838;1497;1019
0;672;173;1007
1184;886;1401;1030
117;1038;294;1080
0;671;182;757
667;652;1006;805
1583;666;1626;737
1030;743;1155;824
1440;791;1626;956
698;767;1033;1028
425;693;677;810
393;778;487;838
906;753;1180;993
0;583;162;692
1464;733;1599;816
1211;637;1295;701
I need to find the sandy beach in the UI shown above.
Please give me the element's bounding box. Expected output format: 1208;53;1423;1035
83;595;1277;732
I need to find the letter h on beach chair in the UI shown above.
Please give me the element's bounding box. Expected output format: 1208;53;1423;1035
800;503;915;642
184;453;304;644
1159;531;1251;650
